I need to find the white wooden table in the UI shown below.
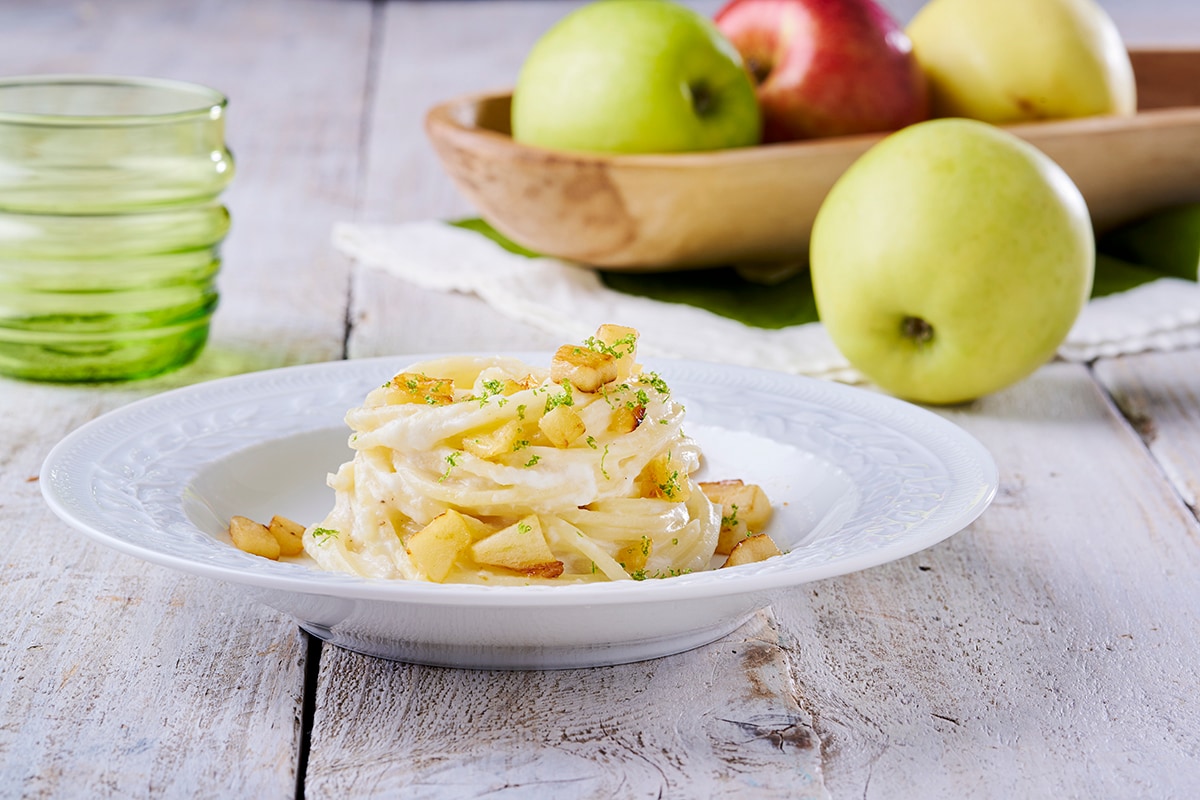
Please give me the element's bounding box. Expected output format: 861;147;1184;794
2;1;1198;797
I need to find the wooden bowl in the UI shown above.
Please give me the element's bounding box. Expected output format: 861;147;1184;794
425;50;1200;271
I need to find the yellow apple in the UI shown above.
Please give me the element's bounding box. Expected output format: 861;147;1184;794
809;118;1094;405
907;0;1136;123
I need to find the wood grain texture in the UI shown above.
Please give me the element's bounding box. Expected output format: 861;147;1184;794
771;362;1200;798
0;383;308;798
0;0;373;794
305;611;828;800
1094;349;1200;513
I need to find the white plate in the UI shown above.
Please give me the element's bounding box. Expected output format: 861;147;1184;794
41;356;997;670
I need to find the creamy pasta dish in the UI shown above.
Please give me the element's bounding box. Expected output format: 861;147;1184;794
288;325;777;584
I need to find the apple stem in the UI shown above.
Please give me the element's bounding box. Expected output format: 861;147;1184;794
690;83;714;116
746;57;772;86
901;316;934;344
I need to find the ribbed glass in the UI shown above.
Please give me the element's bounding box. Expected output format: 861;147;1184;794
0;75;234;381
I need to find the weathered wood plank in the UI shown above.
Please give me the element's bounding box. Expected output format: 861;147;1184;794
347;0;590;358
0;0;372;794
0;383;309;798
770;361;1200;798
1094;349;1200;514
304;610;828;800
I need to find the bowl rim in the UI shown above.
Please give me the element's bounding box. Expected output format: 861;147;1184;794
424;53;1200;169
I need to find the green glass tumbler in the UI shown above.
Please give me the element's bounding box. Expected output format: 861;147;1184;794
0;75;234;382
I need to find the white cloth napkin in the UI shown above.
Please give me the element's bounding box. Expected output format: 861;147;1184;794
334;220;1200;380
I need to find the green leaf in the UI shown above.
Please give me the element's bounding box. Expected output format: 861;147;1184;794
450;217;541;258
1090;253;1167;298
1097;203;1200;283
599;266;819;330
452;206;1200;328
450;218;818;329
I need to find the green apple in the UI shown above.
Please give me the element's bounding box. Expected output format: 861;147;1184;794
511;0;761;154
907;0;1136;123
809;118;1094;405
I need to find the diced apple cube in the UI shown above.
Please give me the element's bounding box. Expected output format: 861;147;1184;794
458;513;494;541
640;453;691;502
715;522;750;556
594;323;638;353
721;533;782;568
616;537;653;574
699;480;773;528
229;515;280;560
463;419;526;460
384;372;455;406
538;405;586;448
406;510;473;582
508;375;541;393
470;515;563;577
594;324;640;380
475;373;535;399
550;345;618;393
268;515;306;557
608;403;645;433
700;479;773;555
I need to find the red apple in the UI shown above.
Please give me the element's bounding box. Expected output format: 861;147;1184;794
714;0;930;141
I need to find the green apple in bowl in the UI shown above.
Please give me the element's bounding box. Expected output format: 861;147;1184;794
809;118;1094;405
511;0;761;154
